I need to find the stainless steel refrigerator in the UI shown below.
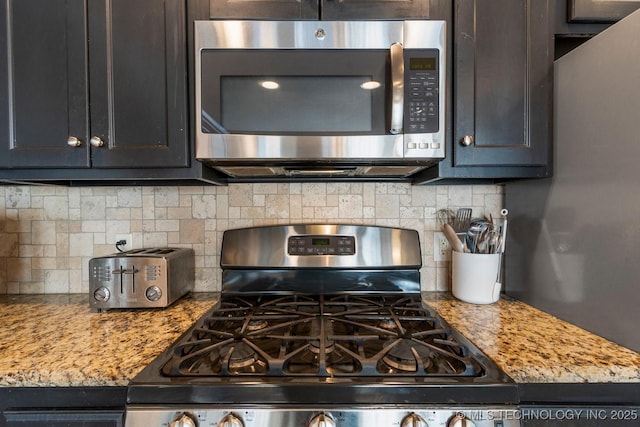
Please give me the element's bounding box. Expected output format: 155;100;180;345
505;9;640;353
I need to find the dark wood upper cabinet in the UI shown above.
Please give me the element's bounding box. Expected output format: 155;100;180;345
321;0;430;19
568;0;640;23
210;0;319;19
208;0;443;20
415;0;553;183
0;0;189;170
0;0;90;168
454;0;550;168
87;0;188;169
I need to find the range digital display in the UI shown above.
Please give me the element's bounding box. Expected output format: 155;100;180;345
409;57;436;71
288;235;355;255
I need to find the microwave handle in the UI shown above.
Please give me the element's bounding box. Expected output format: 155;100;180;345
389;42;404;135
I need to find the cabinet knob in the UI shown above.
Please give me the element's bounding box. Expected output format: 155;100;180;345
90;136;105;147
67;136;82;147
460;135;474;146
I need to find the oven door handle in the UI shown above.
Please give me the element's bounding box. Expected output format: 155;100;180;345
389;42;404;135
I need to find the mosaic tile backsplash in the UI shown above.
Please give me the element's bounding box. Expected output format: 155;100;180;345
0;183;503;294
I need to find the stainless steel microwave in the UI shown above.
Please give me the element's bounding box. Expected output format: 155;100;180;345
194;20;446;180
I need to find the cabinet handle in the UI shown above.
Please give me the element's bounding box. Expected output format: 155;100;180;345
67;136;82;147
460;135;474;146
90;136;105;147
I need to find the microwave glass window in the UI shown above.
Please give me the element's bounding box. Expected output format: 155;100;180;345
220;76;375;133
199;49;389;136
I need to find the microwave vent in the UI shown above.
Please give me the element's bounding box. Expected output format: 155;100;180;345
215;166;282;177
364;166;426;177
212;165;429;179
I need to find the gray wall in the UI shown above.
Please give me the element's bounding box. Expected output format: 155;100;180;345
505;10;640;353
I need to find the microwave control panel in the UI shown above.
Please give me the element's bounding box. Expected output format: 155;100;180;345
405;49;440;135
288;235;355;256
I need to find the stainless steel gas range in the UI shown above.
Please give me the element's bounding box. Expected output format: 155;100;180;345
125;224;520;427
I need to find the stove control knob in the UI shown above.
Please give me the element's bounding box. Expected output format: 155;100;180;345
309;413;336;427
448;413;476;427
219;413;244;427
169;413;197;427
401;412;428;427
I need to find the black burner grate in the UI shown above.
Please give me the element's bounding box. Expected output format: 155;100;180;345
161;294;483;378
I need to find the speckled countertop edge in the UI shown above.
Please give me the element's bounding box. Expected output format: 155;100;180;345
1;292;639;387
423;292;640;383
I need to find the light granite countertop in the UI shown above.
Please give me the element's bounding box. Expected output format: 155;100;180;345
0;292;638;387
423;293;640;384
0;293;218;387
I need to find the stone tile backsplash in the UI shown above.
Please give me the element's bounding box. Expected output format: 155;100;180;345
0;183;503;294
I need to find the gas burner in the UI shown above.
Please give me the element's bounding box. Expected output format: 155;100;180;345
307;318;335;354
218;341;267;373
308;339;336;354
378;319;398;330
244;319;269;332
381;339;434;373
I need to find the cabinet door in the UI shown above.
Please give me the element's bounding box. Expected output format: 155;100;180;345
210;0;319;20
321;0;430;19
208;0;437;20
454;0;551;167
87;0;189;168
568;0;640;23
0;0;90;168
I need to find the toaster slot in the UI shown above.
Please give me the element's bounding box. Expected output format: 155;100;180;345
113;263;138;295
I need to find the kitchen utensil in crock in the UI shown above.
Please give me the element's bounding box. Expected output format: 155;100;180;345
442;223;465;253
465;218;491;253
453;208;472;234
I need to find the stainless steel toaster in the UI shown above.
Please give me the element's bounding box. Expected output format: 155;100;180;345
89;248;194;312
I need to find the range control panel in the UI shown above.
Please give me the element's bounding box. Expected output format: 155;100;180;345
288;235;355;256
125;407;522;427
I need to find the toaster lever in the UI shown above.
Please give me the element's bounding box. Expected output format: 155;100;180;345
112;266;139;275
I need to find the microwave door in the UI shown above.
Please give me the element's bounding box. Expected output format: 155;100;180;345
194;20;446;164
